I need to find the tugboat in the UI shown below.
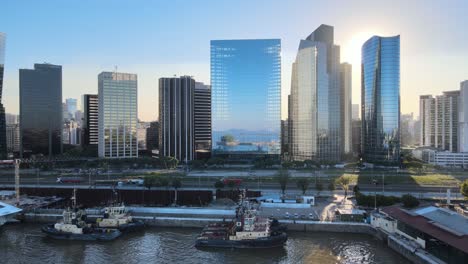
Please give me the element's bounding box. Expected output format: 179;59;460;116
96;204;145;233
41;189;121;241
195;191;288;249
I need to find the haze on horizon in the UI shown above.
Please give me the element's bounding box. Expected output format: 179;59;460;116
1;0;467;121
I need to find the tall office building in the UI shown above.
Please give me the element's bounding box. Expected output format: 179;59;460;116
0;33;6;159
20;63;63;157
361;35;400;164
137;121;149;151
419;91;459;152
340;62;352;155
5;113;18;125
401;113;416;146
6;123;20;155
281;119;289;156
420;95;435;147
98;72;138;158
211;39;281;158
289;25;342;162
159;76;195;162
65;98;77;120
194;82;211;159
82;94;98;147
352;120;361;156
352;104;360;120
460;81;468;152
146;121;159;151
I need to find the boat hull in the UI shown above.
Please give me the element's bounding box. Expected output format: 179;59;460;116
195;233;288;249
41;224;122;241
118;221;145;233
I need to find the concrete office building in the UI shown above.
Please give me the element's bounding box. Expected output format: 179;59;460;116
340;62;352;155
98;72;138;158
459;81;468;152
194;82;211;159
82;94;98;147
159;76;195;162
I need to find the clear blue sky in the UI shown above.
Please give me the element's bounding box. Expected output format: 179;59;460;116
2;0;468;121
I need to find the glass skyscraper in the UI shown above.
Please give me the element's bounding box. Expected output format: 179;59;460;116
20;63;63;157
289;25;342;162
211;39;281;157
0;33;6;159
361;35;400;164
98;72;138;158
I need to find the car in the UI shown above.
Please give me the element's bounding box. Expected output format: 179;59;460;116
285;212;290;219
294;213;299;219
308;213;314;219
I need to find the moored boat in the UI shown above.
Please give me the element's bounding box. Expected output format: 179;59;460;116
96;204;145;233
41;189;121;241
195;191;288;249
41;208;122;241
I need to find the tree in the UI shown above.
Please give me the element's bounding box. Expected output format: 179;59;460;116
282;161;293;169
157;176;169;188
401;194;420;208
171;177;182;205
296;178;310;195
315;182;324;196
353;185;360;195
276;169;290;195
221;135;235;143
214;180;225;190
460;180;468;200
190;160;205;170
335;176;351;197
144;175;155;190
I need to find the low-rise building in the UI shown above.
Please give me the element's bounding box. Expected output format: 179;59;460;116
380;206;468;263
412;147;468;167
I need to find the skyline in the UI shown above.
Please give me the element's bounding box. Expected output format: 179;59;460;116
1;0;468;121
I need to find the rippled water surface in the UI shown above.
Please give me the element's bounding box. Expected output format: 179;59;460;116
0;224;409;264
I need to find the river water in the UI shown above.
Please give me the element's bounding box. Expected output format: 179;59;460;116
0;224;409;264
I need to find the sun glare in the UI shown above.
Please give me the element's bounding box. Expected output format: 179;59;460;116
342;32;374;66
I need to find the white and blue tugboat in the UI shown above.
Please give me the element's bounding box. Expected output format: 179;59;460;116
41;189;121;241
96;204;145;233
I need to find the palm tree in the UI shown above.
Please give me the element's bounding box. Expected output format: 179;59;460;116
335;176;351;197
171;177;182;205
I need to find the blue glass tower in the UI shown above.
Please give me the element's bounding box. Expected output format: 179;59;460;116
361;35;400;164
211;39;281;157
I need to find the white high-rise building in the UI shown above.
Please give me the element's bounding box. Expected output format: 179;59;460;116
340;63;352;154
459;80;468;152
419;91;459;152
98;72;138;158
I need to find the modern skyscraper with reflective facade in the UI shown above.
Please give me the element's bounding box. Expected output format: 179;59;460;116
289;25;342;162
361;35;400;164
211;39;281;157
20;63;63;157
0;33;6;159
98;72;138;158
